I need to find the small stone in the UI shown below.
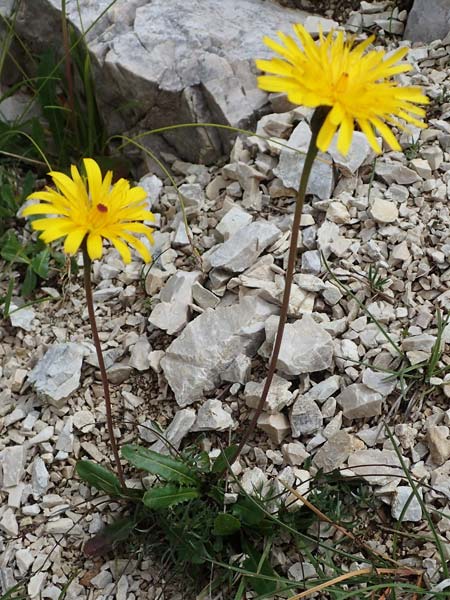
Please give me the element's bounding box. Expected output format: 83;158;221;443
402;334;437;353
73;410;95;433
327;131;371;176
0;507;18;535
56;417;73;452
216;206;253;241
28;572;46;599
257;412;290;444
241;467;268;497
27;343;86;407
313;431;361;472
301;250;322;275
206;221;281;273
173;220;190;246
1;445;25;488
150;408;196;454
45;518;76;534
106;363;132;384
391;486;422;522
11;368;27;392
222;353;252;385
282;442;309;466
362;368;396;396
192;282;220;310
31;457;49;498
347;449;408;486
271;314;333;376
27;425;54;447
290;397;323;437
16;549;34;575
129;336;152;371
369;198;398;224
9;301;35;331
337;383;383;419
193;399;233;431
275;121;334;199
304;375;341;404
244;374;293;414
179;183;205;217
288;561;317;581
427;426;450;465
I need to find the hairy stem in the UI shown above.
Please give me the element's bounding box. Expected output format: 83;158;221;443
226;108;327;472
82;244;126;489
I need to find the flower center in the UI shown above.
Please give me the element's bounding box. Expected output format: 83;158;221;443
335;72;349;94
97;203;108;213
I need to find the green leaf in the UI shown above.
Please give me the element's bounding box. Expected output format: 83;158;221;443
242;542;280;596
122;445;199;485
0;231;29;264
76;460;122;496
233;496;266;527
211;444;238;474
31;248;50;278
213;513;241;536
142;485;200;509
21;265;37;297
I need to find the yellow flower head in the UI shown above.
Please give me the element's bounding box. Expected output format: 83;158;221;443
256;25;429;155
22;158;155;264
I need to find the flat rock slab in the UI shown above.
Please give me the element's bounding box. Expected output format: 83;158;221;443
6;0;309;162
27;343;86;407
161;296;278;406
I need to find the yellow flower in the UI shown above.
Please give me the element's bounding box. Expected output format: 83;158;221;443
22;158;155;263
256;25;429;155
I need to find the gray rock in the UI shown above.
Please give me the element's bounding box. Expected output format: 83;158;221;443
179;184;205;217
404;0;450;42
149;270;201;334
301;250;322;275
257;412;290;444
150;408;196;453
244;374;293;414
427;426;450;465
222;353;252;384
31;457;49;498
28;343;86;407
274;121;335;199
391;486;422;522
205;221;281;272
1;445;25;488
304;375;341;404
347;449;408;486
192;282;220;310
0;508;18;536
161;296;277;406
327;132;372;176
337;383;383;419
290;397;323;437
369;198;398;224
216;206;253;241
9;301;35;331
282;442;309;466
268;314;333;376
362;368;396;396
129;336;152;371
8;0;309;163
193;399;233;431
313;431;360;472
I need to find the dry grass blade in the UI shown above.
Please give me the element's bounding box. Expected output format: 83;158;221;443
287;567;423;600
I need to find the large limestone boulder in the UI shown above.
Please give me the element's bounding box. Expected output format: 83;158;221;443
404;0;450;43
2;0;309;162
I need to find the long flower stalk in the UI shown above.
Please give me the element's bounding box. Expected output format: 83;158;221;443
82;243;126;489
227;108;327;471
